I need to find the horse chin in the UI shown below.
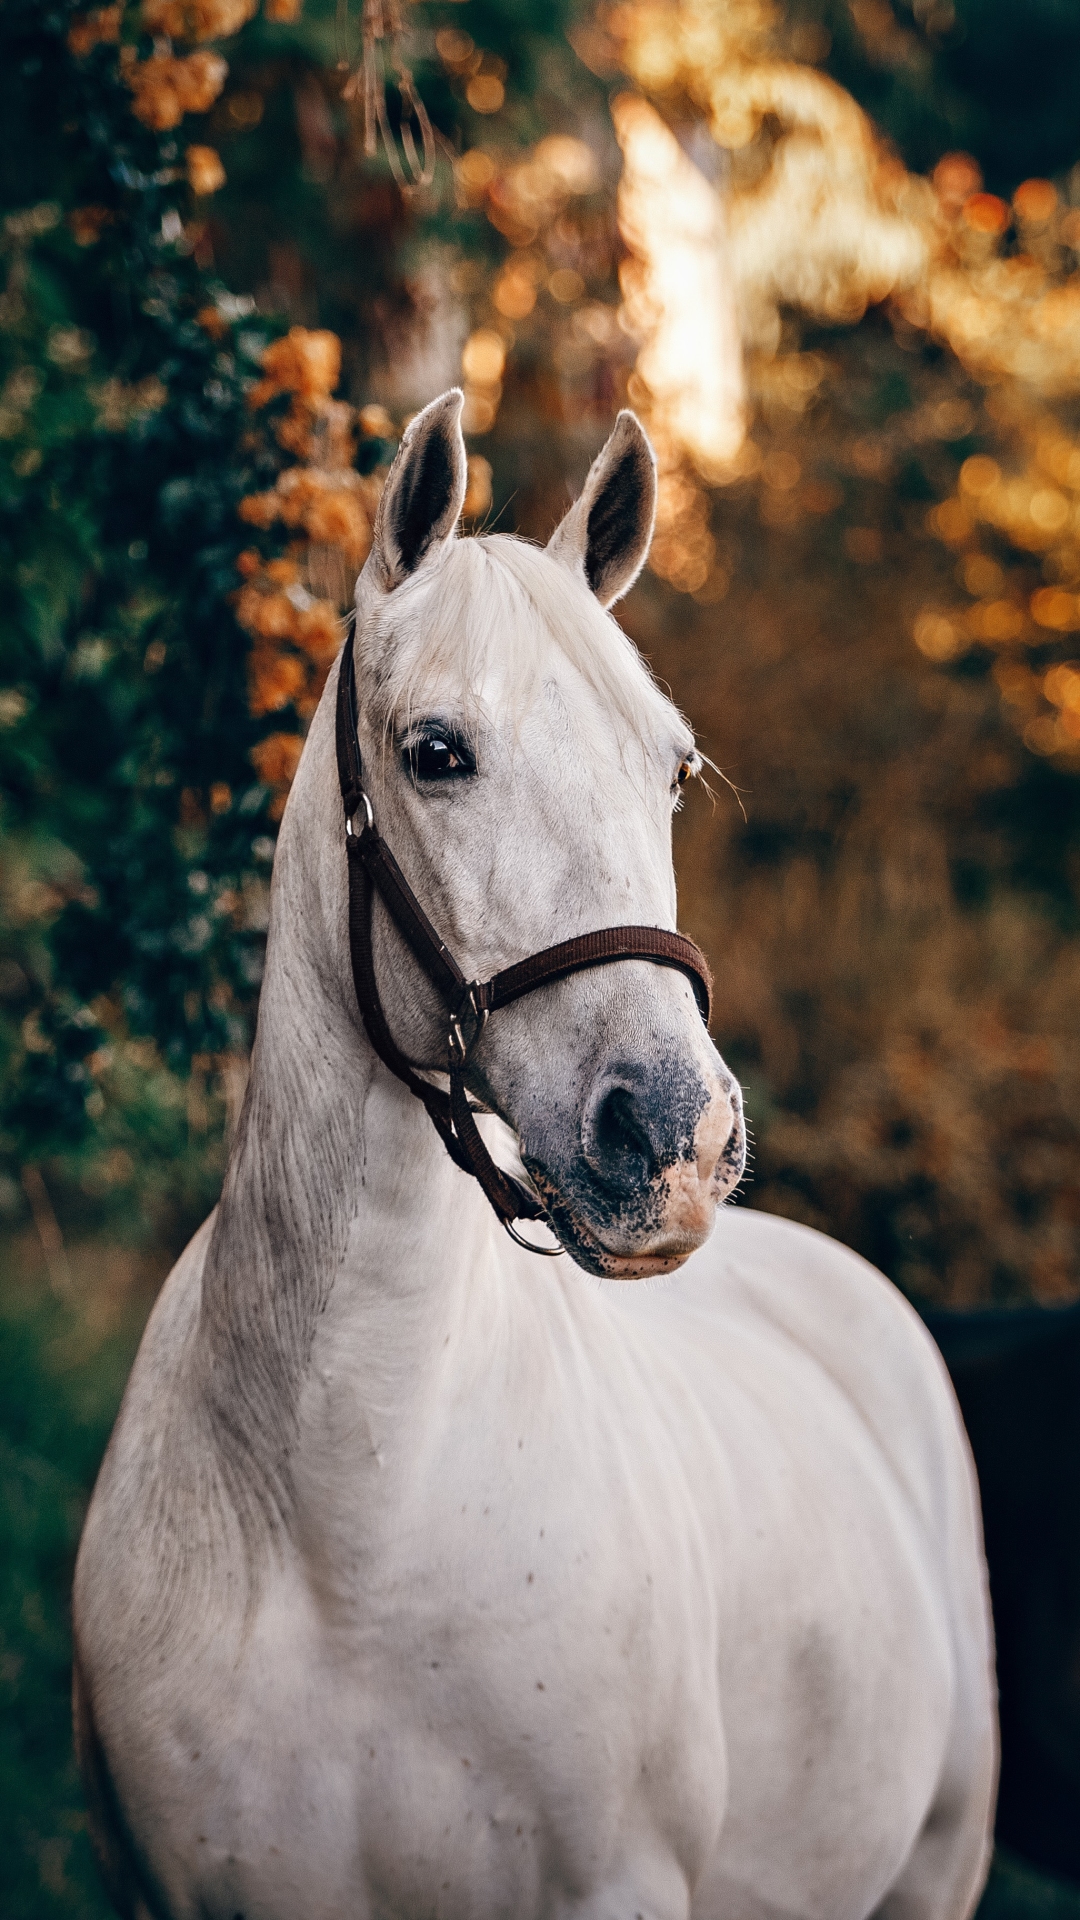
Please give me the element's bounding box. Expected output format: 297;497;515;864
591;1242;702;1281
559;1212;712;1281
527;1170;716;1280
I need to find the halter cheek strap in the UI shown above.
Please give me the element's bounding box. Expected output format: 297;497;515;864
333;625;713;1249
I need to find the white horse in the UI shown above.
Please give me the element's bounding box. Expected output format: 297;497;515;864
74;392;996;1920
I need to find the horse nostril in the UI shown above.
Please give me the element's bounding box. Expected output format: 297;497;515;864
583;1082;658;1195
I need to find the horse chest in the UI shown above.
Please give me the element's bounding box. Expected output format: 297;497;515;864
147;1370;727;1920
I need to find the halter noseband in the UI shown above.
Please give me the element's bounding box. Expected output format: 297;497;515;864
334;626;713;1252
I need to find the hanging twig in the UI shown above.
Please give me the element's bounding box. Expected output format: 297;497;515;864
341;0;436;193
20;1163;72;1297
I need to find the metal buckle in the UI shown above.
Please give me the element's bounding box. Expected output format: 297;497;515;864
345;789;374;837
448;983;489;1066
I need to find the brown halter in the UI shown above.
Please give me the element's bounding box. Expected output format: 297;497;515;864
334;626;713;1252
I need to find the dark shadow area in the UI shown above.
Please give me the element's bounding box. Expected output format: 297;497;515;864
924;1301;1080;1890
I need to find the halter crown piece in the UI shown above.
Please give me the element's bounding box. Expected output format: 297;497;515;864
334;626;714;1253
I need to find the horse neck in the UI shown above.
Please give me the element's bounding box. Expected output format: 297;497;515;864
193;671;495;1547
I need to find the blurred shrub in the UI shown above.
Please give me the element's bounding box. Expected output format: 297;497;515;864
0;0;296;1238
0;1245;153;1920
0;0;603;1247
643;313;1080;1307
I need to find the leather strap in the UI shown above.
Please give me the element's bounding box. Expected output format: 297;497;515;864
333;626;713;1238
344;832;546;1220
356;820;468;1008
481;926;710;1023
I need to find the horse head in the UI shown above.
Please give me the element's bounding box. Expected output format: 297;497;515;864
348;388;745;1278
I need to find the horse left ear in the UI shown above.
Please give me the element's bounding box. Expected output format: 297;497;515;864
363;389;468;593
547;411;657;607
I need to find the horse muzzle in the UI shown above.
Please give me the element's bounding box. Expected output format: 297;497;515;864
523;1056;746;1279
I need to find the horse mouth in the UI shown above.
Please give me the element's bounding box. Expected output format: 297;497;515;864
562;1214;709;1279
522;1159;722;1282
526;1117;745;1280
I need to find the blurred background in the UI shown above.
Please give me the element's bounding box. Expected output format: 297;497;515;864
2;0;1080;1911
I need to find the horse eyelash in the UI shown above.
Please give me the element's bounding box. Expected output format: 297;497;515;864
671;750;702;808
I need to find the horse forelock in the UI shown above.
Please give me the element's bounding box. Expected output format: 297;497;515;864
356;532;687;761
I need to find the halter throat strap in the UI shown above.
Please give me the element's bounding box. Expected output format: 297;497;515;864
333;626;713;1245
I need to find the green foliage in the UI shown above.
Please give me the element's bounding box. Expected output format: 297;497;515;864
203;0;600;350
0;0;292;1225
809;0;1080;192
0;1252;146;1919
0;0;598;1239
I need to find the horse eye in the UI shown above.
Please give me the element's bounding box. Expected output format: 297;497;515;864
404;733;475;781
676;762;692;787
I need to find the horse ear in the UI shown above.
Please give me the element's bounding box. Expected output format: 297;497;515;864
364;389;468;593
547;411;657;608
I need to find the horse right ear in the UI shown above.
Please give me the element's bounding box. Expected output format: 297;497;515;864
362;389;468;595
547;411;657;607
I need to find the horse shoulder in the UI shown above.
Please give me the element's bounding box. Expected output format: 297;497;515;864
694;1207;979;1533
73;1213;218;1723
653;1210;995;1920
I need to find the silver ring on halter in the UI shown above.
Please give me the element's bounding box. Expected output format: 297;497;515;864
345;790;375;837
504;1220;564;1256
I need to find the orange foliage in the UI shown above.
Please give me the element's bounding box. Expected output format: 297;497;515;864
68;205;113;246
142;0;258;38
186;145;226;195
249;732;304;817
452;136;602;436
248;327;342;407
961;193;1009;236
235;586;300;643
67;6;121;57
238;329;389;812
239;470;373;568
196;304;229;340
919;403;1080;766
248;646;308;715
1013;179;1058;226
124;50;228;130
